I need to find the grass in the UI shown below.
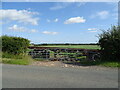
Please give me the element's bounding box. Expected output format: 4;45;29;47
37;45;100;49
99;61;119;67
1;52;119;67
2;58;31;65
2;52;33;65
34;58;49;61
80;60;119;67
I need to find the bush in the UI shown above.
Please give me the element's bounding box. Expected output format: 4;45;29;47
98;26;120;61
1;35;30;55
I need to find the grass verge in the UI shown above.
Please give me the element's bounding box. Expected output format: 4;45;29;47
34;58;49;62
2;52;33;65
80;60;119;67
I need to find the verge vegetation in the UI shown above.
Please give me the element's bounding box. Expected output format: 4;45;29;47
98;26;120;61
80;25;120;67
1;35;33;65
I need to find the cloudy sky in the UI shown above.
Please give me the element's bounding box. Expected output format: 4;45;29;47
1;2;118;44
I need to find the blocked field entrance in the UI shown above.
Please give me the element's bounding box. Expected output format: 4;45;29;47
28;47;100;61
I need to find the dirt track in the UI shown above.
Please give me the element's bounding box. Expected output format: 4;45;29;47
31;61;117;71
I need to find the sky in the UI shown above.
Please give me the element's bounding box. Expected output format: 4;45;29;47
1;2;118;44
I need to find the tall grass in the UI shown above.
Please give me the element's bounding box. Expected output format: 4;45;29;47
2;52;33;65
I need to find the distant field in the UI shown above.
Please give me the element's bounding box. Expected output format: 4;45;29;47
37;45;100;49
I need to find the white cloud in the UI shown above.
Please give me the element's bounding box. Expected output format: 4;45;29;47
54;18;59;22
77;2;86;7
0;9;39;25
88;28;98;32
97;11;109;19
30;29;38;33
50;4;64;10
8;25;26;32
89;30;97;32
90;11;109;19
42;31;58;35
27;8;32;11
88;28;97;30
49;2;86;10
8;25;38;33
47;19;51;23
47;18;59;23
50;3;71;10
64;17;86;24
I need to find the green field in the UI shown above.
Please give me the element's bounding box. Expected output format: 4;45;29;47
37;45;100;49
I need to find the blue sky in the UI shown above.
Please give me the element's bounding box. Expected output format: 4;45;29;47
1;2;118;44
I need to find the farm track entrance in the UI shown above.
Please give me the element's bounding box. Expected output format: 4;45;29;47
28;47;101;61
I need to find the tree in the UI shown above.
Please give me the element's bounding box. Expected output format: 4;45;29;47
98;26;120;61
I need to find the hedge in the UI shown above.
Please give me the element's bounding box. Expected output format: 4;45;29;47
98;26;120;61
1;35;30;55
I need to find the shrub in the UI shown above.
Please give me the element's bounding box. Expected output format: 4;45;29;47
1;35;30;55
98;26;120;61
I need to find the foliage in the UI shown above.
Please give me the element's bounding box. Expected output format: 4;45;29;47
2;52;33;65
1;35;30;55
98;26;120;61
2;52;23;59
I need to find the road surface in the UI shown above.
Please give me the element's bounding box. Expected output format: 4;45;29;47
2;64;118;88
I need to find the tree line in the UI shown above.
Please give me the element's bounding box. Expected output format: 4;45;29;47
33;43;99;46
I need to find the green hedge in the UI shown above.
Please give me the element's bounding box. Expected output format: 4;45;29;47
1;35;30;55
98;26;120;61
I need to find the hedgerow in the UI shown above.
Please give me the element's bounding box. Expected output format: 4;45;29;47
98;26;120;61
1;35;30;55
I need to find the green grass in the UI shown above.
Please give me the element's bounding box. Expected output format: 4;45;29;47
2;58;31;65
34;58;49;61
99;61;119;67
37;45;100;49
80;60;119;67
2;52;33;65
2;52;23;59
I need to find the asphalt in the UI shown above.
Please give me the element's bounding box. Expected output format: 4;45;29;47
2;64;118;88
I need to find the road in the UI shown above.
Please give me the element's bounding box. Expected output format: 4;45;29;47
2;64;118;88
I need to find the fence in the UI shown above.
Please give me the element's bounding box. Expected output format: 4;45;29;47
28;47;100;61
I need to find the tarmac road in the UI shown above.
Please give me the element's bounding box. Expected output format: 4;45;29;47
2;64;118;88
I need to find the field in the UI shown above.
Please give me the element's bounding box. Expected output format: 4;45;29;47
37;45;100;49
